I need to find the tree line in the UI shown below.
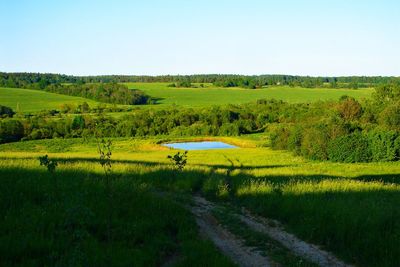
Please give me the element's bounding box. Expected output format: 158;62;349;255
0;99;316;143
45;83;151;105
1;72;399;90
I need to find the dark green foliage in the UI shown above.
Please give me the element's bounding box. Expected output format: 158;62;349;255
1;100;298;142
72;115;85;130
270;126;290;150
168;151;188;171
39;154;58;173
219;123;240;136
368;131;400;161
379;103;400;131
2;72;399;90
0;105;15;117
0;119;24;143
328;133;371;163
287;126;302;155
296;124;330;160
167;81;192;88
267;82;400;163
45;83;151;105
97;139;112;175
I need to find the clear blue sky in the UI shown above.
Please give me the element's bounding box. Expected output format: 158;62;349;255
1;0;399;76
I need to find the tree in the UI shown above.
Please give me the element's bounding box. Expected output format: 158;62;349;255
72;115;85;130
0;119;24;143
167;151;188;171
337;97;363;121
379;103;400;131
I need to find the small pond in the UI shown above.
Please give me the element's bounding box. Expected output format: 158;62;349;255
163;141;237;150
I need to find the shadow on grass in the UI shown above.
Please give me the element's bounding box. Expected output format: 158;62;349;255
0;166;234;267
0;161;399;267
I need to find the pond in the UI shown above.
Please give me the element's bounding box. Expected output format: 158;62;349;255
163;141;237;150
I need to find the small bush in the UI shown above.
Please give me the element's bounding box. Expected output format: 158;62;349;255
168;151;188;171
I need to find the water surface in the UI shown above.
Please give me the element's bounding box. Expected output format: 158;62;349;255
163;141;237;150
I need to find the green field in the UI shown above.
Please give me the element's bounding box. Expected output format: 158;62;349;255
126;82;374;107
0;84;374;113
1;136;399;266
0;87;101;113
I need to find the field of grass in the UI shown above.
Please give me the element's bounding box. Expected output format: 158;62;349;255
0;83;373;113
1;136;399;266
126;82;374;107
0;87;101;113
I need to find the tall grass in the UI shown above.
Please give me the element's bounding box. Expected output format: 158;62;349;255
1;136;399;266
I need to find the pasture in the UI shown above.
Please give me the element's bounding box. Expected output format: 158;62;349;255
0;87;100;113
0;84;374;114
1;136;399;267
126;82;374;107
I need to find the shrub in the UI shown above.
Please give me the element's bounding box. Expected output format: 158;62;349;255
328;132;371;162
337;97;363;121
379;102;400;131
300;124;330;160
270;126;290;150
72;115;85;130
287;126;302;155
0;119;24;143
219;123;240;136
167;151;188;171
368;131;400;161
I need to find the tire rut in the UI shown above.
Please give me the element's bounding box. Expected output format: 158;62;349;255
191;196;272;267
191;195;353;267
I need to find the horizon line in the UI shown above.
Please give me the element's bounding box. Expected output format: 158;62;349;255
1;71;399;78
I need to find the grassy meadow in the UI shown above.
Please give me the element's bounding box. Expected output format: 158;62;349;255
1;136;399;266
1;83;373;114
0;87;101;113
126;82;373;107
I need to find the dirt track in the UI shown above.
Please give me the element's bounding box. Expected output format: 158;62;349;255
190;195;352;267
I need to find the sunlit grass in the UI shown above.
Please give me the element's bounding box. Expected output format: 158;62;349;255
125;82;373;107
0;87;101;112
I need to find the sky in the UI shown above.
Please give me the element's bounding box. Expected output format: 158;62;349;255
0;0;399;76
